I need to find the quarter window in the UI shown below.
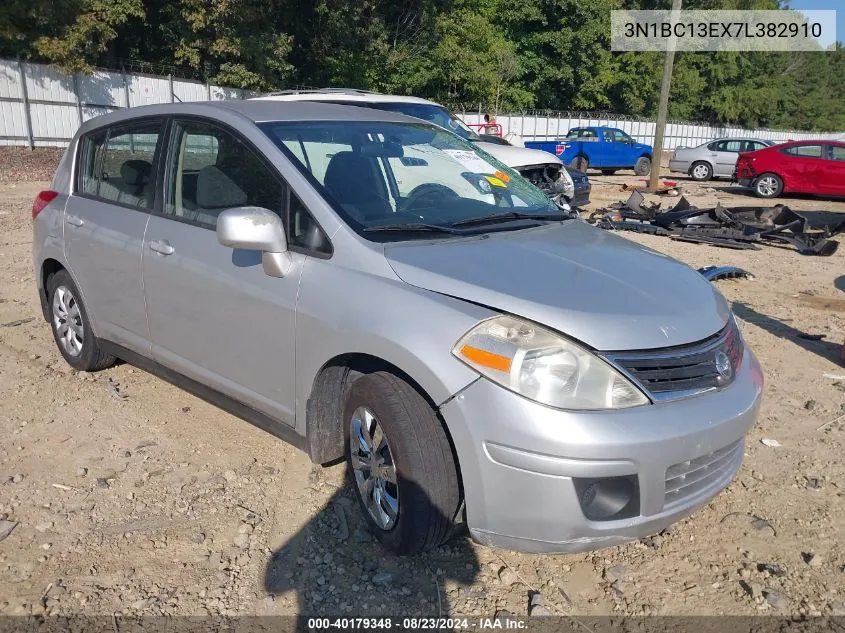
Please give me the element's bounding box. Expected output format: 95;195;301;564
77;121;162;208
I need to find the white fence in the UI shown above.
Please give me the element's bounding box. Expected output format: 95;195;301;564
458;111;844;150
0;58;252;148
1;58;842;149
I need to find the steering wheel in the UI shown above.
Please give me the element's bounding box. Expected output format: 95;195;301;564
399;184;460;215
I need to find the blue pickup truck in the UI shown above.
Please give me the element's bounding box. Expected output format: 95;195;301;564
525;127;653;176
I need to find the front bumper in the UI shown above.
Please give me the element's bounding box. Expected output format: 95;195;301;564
440;348;763;553
668;159;690;174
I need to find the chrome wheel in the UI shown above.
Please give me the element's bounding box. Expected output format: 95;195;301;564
350;406;399;530
52;285;83;357
756;175;779;197
692;163;710;180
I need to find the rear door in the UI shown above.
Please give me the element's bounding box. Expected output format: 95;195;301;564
711;140;743;177
64;119;163;353
780;144;827;194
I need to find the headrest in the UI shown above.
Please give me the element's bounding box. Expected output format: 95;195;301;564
120;160;152;186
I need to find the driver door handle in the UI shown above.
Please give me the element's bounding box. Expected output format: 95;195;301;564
149;239;175;256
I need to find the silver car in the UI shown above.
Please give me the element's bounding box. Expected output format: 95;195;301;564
32;101;763;555
669;138;775;181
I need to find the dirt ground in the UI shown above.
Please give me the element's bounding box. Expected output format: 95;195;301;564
1;166;845;621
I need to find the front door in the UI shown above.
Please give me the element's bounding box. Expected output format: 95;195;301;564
63;120;163;353
822;145;845;196
142;118;304;424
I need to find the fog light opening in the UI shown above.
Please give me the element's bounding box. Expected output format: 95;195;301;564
574;475;639;521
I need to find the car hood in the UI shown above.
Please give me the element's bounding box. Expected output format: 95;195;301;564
384;221;729;351
475;141;563;169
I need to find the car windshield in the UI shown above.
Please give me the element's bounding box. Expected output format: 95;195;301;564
365;102;481;142
260;120;559;239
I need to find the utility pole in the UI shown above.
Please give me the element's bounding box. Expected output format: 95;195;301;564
648;0;682;190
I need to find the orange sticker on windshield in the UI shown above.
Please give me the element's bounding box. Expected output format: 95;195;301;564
484;176;507;188
494;170;511;183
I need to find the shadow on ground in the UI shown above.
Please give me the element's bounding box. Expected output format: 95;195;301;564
732;302;842;365
263;468;482;629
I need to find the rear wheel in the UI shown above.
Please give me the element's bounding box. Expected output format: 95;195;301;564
601;169;616;176
634;156;651;176
570;156;588;172
690;161;713;181
754;173;782;198
47;270;115;371
344;371;460;555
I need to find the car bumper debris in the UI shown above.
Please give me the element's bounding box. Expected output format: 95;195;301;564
588;192;843;256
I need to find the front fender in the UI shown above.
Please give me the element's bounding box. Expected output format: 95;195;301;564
294;255;495;436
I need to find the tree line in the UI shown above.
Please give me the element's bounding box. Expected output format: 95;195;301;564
1;0;842;131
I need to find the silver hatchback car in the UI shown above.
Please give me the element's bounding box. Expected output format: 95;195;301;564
33;101;763;555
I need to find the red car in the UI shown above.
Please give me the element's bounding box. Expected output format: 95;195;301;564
735;140;845;199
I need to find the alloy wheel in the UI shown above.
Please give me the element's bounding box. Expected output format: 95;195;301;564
692;164;710;180
350;406;399;530
52;285;84;356
757;176;778;197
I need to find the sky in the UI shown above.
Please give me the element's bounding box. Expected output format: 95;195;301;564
787;0;841;47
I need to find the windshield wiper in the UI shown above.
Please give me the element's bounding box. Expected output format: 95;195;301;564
450;211;573;228
363;222;460;234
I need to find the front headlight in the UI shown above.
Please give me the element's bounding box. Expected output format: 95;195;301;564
452;315;650;410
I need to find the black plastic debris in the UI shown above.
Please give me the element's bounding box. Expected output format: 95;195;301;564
589;193;843;256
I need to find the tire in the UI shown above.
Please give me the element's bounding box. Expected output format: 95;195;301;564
570;156;588;172
634;156;651;176
601;169;616;176
47;269;115;371
344;371;460;555
754;173;783;198
689;161;713;181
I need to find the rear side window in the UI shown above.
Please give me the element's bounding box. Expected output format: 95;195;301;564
77;121;162;208
566;128;597;140
782;144;823;158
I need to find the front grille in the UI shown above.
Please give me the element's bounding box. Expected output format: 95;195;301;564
664;439;743;507
605;320;743;401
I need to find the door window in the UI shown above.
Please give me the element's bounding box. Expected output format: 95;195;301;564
165;119;331;254
77;121;162;208
714;140;742;152
828;145;845;161
609;129;632;144
782;144;823;158
165;120;285;229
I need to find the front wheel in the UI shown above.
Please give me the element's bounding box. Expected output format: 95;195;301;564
345;372;461;555
634;156;651;176
754;173;783;198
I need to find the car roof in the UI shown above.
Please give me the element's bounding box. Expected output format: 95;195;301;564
254;89;438;106
773;139;845;147
75;100;421;135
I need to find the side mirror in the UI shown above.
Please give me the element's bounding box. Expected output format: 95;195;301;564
216;206;292;278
